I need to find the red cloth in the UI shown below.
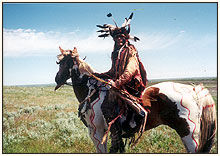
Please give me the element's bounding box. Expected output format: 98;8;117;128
100;44;147;95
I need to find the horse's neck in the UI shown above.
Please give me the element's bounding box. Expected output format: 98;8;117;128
71;76;89;103
71;58;97;103
78;59;96;75
72;84;89;103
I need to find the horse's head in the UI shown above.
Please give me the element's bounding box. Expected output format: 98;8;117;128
97;12;140;49
55;46;95;91
55;46;80;90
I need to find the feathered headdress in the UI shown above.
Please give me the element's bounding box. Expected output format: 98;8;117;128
97;12;140;42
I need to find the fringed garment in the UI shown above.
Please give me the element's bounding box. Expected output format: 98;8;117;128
101;43;147;97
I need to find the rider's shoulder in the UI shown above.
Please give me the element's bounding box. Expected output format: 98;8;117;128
128;44;138;56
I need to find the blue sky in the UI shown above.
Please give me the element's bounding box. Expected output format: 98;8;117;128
3;3;217;85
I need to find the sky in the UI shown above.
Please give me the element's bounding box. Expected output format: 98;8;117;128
3;2;217;85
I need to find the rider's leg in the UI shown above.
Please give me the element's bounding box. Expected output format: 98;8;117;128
101;90;125;153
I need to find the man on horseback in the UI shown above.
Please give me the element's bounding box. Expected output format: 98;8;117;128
95;13;148;153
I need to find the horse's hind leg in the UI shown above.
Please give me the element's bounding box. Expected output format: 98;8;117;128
181;134;198;153
181;86;217;153
164;117;198;153
165;115;198;153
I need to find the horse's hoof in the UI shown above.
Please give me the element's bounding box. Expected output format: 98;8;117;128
109;147;118;153
119;147;125;153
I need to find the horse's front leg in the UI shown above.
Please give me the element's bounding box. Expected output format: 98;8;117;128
85;98;108;153
87;124;107;153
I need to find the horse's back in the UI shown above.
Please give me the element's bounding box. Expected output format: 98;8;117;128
142;82;216;153
143;82;199;112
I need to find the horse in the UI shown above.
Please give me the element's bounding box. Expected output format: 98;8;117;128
55;46;216;153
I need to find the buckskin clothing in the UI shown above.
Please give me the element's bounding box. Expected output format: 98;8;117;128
96;13;148;153
98;43;147;97
99;42;147;153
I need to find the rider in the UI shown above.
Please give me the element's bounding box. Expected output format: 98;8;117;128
97;27;147;97
95;13;148;153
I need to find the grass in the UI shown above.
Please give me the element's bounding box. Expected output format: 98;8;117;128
3;78;217;153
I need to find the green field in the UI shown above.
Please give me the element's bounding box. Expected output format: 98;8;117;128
3;78;217;153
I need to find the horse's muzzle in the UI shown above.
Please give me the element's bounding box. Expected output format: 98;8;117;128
55;73;65;91
55;83;63;91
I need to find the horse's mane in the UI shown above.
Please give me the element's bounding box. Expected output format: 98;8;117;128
78;59;96;76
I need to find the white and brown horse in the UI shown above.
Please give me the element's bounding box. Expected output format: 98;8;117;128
55;47;216;153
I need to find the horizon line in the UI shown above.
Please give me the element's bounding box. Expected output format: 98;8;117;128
3;76;217;87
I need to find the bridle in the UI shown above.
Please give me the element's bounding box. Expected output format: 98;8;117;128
56;51;81;87
57;54;96;88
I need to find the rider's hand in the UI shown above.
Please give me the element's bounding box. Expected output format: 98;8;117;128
109;80;117;88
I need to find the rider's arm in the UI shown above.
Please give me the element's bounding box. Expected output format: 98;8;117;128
115;54;138;88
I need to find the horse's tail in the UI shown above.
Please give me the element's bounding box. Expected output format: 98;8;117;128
196;84;217;153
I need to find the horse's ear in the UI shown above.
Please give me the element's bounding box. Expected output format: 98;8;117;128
72;47;79;57
73;47;77;52
59;46;65;54
72;47;78;54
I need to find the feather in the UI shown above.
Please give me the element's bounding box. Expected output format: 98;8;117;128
106;13;118;27
134;36;140;42
129;35;140;42
97;30;109;33
126;24;130;34
126;12;134;26
83;56;87;60
98;33;110;38
122;18;128;27
128;12;134;20
107;13;112;17
105;24;116;29
122;13;134;27
96;25;108;29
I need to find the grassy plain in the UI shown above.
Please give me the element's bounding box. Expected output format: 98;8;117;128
3;78;217;153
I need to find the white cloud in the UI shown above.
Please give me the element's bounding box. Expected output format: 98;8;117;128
3;28;113;57
3;28;60;56
135;31;186;52
3;28;188;57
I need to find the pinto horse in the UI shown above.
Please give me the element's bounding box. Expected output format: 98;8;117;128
55;47;216;153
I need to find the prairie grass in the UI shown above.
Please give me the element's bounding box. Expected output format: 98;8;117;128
3;78;217;153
